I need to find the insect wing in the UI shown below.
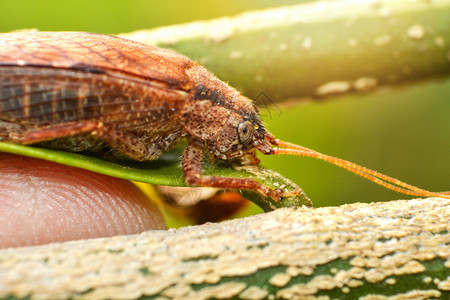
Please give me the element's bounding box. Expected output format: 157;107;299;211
0;65;189;132
0;31;192;88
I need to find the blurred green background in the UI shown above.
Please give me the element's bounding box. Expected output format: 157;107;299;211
0;0;448;208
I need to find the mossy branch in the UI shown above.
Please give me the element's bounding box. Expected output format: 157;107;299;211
0;198;448;299
122;0;450;104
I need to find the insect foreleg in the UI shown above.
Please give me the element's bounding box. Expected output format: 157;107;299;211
182;138;284;200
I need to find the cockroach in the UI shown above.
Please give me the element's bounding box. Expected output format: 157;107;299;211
0;31;448;200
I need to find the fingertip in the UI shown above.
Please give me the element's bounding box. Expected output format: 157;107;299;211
0;153;166;248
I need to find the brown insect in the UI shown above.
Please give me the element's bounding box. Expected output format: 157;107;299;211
0;31;448;200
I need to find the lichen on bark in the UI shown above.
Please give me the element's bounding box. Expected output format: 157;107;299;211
0;198;448;299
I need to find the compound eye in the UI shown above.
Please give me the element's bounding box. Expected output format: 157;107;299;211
237;121;255;145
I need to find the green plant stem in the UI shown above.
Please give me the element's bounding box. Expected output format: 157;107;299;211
0;198;448;299
122;0;450;104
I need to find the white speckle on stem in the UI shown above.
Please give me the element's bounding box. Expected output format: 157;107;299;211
407;25;425;40
437;278;450;291
434;36;445;47
229;51;243;59
379;7;391;18
354;77;378;91
385;278;396;285
348;39;358;47
374;35;392;46
239;286;268;300
315;81;350;96
279;43;288;51
423;276;432;284
302;36;312;49
269;273;291;287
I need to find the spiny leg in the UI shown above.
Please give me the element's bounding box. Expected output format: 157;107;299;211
0;120;23;141
93;123;158;161
1;119;168;161
2;120;99;144
182;138;285;200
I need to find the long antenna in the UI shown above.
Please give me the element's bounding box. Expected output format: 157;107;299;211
271;139;450;199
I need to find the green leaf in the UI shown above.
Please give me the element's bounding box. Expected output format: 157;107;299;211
0;141;313;211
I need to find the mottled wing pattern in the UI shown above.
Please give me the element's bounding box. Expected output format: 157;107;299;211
0;66;188;133
0;31;193;88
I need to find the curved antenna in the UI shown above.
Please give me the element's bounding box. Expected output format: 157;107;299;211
271;139;450;199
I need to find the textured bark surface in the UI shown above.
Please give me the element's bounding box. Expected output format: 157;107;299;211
0;197;448;299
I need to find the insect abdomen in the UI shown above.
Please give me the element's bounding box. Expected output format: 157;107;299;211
0;66;188;132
